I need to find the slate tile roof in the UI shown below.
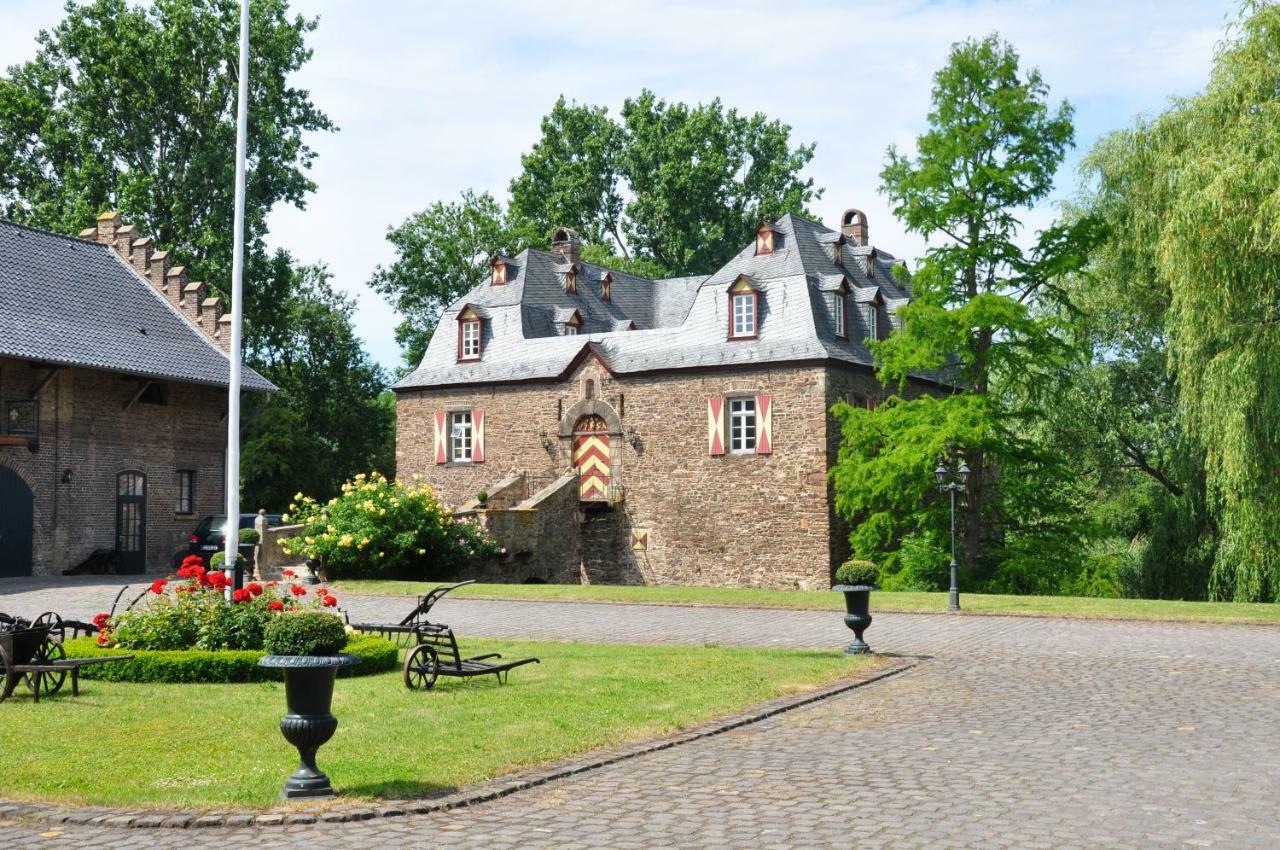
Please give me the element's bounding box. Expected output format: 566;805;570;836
0;220;275;391
394;213;916;390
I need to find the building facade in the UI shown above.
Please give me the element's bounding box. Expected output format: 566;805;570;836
0;214;273;578
395;210;939;589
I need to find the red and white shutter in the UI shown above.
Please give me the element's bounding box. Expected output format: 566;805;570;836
707;397;725;456
434;411;447;464
755;394;772;455
472;409;485;463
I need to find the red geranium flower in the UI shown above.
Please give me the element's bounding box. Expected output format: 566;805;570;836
282;569;295;578
150;579;168;594
92;612;111;629
289;585;307;597
96;633;108;645
322;595;338;608
246;582;263;597
232;588;251;603
266;581;279;587
268;600;284;612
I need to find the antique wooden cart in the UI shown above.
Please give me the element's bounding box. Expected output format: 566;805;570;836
347;580;539;690
0;612;131;702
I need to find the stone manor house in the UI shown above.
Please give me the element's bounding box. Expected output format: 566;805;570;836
396;210;942;589
0;213;273;578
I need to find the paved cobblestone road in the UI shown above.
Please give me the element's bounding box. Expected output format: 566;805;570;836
2;577;1279;849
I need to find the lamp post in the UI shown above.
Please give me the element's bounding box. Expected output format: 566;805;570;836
934;459;970;612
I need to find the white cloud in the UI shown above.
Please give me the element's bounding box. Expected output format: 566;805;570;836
0;0;1236;368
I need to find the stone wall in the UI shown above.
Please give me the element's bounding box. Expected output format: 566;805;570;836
0;357;229;576
397;360;886;589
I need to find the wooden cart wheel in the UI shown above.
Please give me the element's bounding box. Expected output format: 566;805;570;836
26;638;68;697
32;612;63;632
403;645;439;691
0;642;13;704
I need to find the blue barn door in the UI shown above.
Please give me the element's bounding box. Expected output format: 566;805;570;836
0;465;34;578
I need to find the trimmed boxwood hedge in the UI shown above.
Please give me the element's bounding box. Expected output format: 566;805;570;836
62;635;398;684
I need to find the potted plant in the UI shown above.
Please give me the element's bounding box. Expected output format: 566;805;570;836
476;490;490;508
258;610;360;798
832;559;880;654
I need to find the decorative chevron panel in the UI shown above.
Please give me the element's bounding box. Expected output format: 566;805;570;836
573;433;611;501
433;410;446;464
707;396;725;455
756;393;772;455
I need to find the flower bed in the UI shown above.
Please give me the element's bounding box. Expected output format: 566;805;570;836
62;635;397;683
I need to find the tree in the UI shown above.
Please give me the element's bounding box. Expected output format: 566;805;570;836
831;35;1096;590
375;91;821;364
1077;3;1280;601
0;0;333;295
367;190;518;368
241;260;394;510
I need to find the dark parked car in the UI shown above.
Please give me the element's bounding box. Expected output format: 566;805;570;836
188;513;283;561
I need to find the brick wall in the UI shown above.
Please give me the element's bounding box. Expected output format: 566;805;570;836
398;361;883;589
0;357;228;577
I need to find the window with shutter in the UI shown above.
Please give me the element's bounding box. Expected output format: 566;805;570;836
728;398;756;454
449;411;473;462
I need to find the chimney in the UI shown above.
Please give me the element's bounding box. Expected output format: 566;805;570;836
95;210;121;245
129;237;153;275
841;208;869;247
216;313;233;352
551;227;581;265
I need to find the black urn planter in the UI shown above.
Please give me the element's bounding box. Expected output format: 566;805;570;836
258;654;360;799
832;584;878;654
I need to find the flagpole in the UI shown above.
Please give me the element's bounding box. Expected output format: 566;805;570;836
223;0;250;599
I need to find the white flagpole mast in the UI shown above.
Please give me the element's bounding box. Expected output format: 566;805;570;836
223;0;250;598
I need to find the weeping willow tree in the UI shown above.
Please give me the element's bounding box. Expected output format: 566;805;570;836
1084;2;1280;601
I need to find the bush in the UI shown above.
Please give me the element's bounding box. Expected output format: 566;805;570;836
881;531;949;591
209;551;246;570
263;610;348;656
63;635;397;683
239;528;261;545
281;472;499;580
834;559;880;587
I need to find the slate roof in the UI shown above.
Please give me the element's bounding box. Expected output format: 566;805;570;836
395;214;919;391
0;220;275;391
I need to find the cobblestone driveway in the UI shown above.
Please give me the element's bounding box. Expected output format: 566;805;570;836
2;578;1278;849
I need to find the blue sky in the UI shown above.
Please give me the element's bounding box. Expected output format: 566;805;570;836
1;1;1237;370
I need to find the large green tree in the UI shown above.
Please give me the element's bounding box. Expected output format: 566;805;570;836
1078;2;1280;601
831;35;1096;591
375;90;821;364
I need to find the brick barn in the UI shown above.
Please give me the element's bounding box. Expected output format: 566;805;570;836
0;213;274;578
395;210;940;589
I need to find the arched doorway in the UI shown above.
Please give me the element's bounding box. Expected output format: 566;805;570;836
116;471;147;575
572;415;611;501
0;465;34;578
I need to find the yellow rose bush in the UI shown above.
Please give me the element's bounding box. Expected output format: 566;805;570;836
281;472;497;579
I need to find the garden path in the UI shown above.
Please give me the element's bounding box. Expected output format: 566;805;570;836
2;577;1279;848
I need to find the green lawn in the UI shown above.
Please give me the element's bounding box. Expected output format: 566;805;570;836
0;638;873;809
334;580;1280;625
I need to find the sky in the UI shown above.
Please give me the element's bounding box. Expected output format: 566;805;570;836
0;0;1238;371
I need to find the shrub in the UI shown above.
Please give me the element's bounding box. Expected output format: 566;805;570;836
239;528;261;545
281;472;499;580
209;551;245;570
476;490;489;504
263;610;348;656
99;555;341;652
63;635;397;683
835;559;880;587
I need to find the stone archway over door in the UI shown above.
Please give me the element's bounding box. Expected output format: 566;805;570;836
573;415;611;501
0;465;33;578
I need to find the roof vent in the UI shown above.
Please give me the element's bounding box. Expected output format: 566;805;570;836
841;208;869;246
551;227;581;265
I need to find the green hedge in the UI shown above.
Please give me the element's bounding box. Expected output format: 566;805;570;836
63;635;398;684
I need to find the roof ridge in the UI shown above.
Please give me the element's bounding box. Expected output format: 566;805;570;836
0;217;114;249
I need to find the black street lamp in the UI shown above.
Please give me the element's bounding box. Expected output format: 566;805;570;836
934;459;970;612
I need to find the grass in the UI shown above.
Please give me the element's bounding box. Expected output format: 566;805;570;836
333;580;1280;625
0;638;873;809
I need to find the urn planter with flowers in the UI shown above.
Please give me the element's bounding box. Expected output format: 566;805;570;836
258;610;359;799
832;560;880;655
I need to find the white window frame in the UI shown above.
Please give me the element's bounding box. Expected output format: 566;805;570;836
834;295;847;338
564;323;579;336
728;397;757;454
460;319;481;360
449;411;473;462
731;292;756;338
863;304;878;341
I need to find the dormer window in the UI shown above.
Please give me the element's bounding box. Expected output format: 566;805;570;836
490;257;508;286
457;306;482;361
833;241;842;267
560;309;583;336
600;272;612;302
862;304;878;341
755;222;774;255
834;293;847;339
728;276;759;339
